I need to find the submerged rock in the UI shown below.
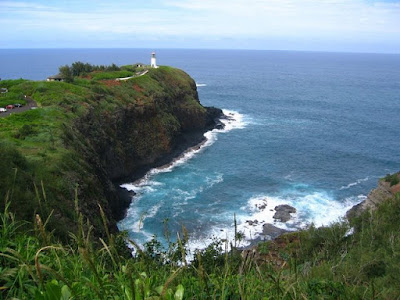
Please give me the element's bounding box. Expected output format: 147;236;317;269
273;204;297;222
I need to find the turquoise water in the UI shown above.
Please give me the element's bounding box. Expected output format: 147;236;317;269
118;50;400;251
1;49;400;251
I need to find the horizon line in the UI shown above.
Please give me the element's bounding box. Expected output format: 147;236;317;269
0;47;399;55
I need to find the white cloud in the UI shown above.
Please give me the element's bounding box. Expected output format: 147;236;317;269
0;0;399;51
166;0;400;36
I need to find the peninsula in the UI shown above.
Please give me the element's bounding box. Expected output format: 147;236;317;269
0;62;223;239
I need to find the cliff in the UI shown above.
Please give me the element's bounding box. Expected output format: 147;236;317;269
0;66;222;240
347;173;400;219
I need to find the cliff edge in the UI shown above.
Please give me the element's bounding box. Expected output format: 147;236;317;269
347;173;400;219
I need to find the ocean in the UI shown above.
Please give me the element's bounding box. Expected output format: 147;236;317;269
1;49;400;252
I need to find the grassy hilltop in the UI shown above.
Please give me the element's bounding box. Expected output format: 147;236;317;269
1;64;400;299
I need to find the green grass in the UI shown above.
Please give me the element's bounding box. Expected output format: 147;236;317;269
91;70;134;81
31;81;90;106
0;92;27;107
0;78;28;89
2;192;400;299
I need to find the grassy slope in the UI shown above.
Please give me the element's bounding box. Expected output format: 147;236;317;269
1;187;399;299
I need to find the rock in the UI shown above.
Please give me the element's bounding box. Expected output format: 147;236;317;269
262;223;288;239
254;200;267;211
259;203;267;210
347;180;393;219
215;122;224;130
273;204;296;222
246;220;259;226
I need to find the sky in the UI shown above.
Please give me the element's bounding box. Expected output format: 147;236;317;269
0;0;399;53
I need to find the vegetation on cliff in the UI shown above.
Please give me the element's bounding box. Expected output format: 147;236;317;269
1;180;400;299
0;64;221;239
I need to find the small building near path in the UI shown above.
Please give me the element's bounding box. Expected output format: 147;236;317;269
47;74;65;82
133;63;146;68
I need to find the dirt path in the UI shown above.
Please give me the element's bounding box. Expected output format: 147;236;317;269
0;96;37;118
115;70;149;81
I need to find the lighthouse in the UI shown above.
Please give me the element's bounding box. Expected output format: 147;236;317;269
150;52;158;68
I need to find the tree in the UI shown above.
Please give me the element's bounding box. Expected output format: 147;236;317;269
59;65;73;83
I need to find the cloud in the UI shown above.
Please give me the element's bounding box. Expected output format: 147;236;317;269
0;0;399;51
166;0;400;36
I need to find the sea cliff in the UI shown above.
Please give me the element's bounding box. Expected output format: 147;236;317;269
347;173;400;219
0;66;222;239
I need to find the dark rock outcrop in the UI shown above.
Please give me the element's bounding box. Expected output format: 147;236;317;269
273;205;297;222
262;223;288;239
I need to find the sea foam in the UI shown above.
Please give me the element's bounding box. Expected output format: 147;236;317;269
235;192;366;245
119;110;247;253
121;109;246;196
340;177;370;190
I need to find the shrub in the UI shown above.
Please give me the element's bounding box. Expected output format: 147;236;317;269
384;173;399;186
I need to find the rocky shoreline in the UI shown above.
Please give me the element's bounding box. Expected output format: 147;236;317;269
244;175;399;248
244;200;297;246
346;176;399;219
114;109;226;221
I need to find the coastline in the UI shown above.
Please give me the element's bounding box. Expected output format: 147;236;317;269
245;175;399;250
114;111;225;221
114;105;398;252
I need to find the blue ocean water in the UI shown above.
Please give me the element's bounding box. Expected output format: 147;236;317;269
1;49;400;250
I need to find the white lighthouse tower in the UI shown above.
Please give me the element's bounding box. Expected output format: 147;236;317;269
150;51;158;68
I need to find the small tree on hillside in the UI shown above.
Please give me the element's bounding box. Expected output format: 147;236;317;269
59;65;73;83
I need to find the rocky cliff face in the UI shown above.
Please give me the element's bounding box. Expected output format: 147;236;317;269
347;176;399;219
62;67;223;235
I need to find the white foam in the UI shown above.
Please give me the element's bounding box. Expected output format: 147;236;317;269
196;83;207;87
120;179;162;194
219;109;248;131
234;192;366;245
236;195;294;244
340;177;369;190
125;191;366;259
119;109;249;255
121;109;246;196
187;227;233;257
124;202;162;234
206;173;224;187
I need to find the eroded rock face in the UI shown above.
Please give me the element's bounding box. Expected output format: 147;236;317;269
63;68;223;236
273;205;297;222
346;180;393;219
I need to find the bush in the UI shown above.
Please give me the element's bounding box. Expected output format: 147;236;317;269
384;173;399;186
